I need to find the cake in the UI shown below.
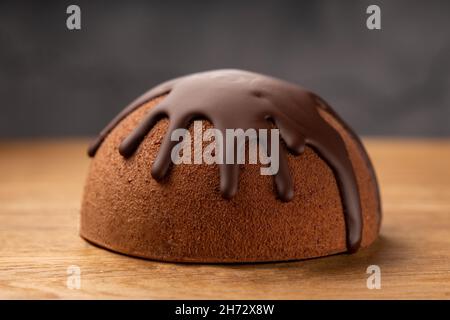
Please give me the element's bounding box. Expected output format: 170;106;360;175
80;69;381;263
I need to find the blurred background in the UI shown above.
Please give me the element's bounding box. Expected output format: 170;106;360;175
0;0;449;138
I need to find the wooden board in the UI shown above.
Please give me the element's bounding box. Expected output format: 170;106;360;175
0;139;449;299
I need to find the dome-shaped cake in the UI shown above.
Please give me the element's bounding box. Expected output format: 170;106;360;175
80;69;381;263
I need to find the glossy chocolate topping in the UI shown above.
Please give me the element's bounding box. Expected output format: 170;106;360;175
88;69;364;252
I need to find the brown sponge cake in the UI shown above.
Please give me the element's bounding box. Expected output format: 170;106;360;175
80;70;381;263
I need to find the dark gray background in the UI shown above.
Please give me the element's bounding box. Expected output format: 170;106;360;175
0;0;449;138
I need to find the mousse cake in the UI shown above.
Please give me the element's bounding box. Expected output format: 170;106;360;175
80;69;381;263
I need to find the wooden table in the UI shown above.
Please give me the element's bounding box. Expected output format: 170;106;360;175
0;139;449;299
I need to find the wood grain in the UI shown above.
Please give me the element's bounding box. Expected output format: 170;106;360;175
0;139;449;299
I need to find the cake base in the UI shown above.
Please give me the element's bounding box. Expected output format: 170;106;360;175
80;95;381;263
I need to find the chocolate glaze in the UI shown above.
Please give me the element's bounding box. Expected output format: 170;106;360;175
88;69;365;252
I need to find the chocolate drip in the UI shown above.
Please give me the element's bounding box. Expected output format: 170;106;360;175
88;69;363;252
